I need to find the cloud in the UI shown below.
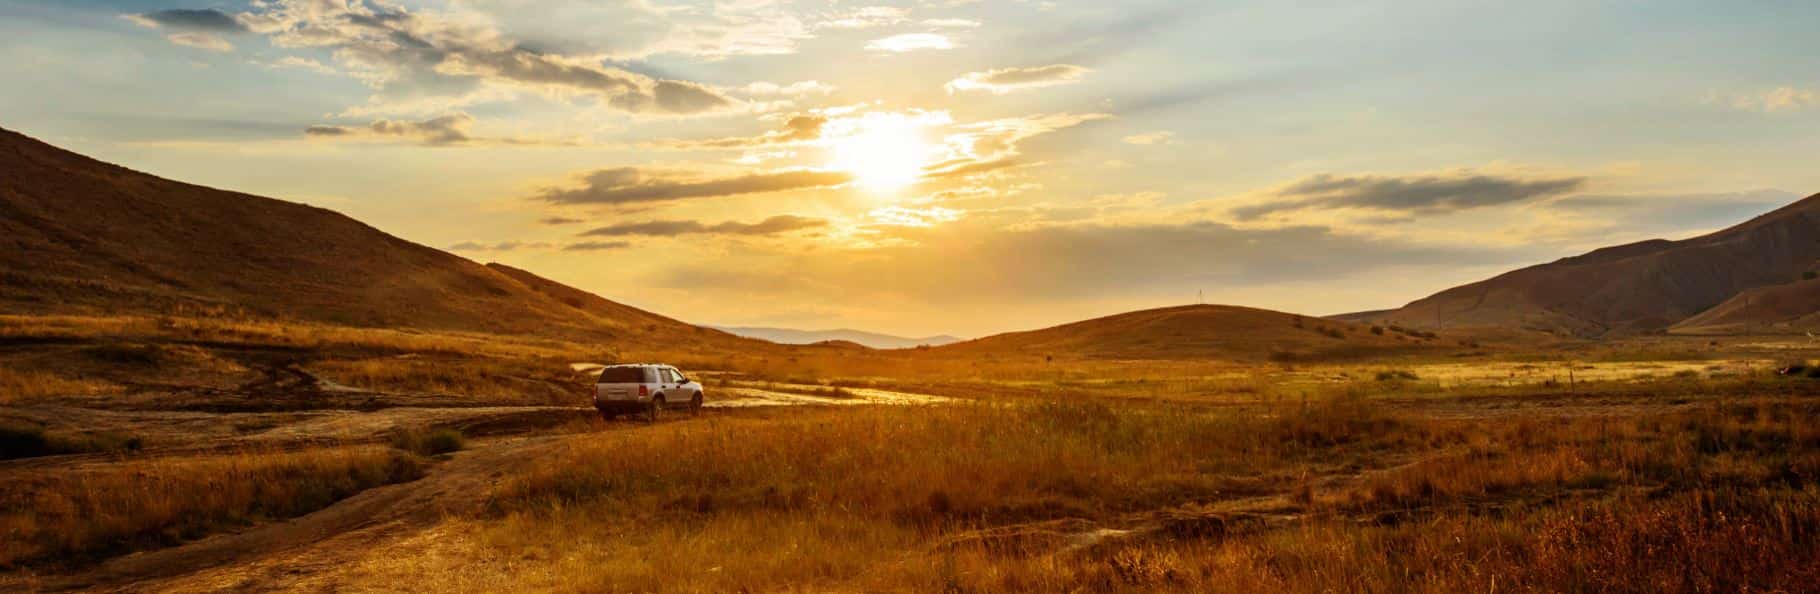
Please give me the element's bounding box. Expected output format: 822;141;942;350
563;241;631;251
456;0;808;60
1122;131;1176;145
306;113;476;146
1544;189;1799;237
539;216;585;225
165;32;235;52
447;240;552;252
1232;172;1587;220
866;33;954;53
738;80;836;97
815;6;910;30
260;56;337;75
924;112;1110;178
870;206;962;228
650;114;826;150
580;215;828;238
304;113;578;147
448;239;620;252
946;64;1090;94
653;218;1532;304
923;19;982;29
125;9;248;33
534;167;853;206
1729;86;1819;113
143;0;740;117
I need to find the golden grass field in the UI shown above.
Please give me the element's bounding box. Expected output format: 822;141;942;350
1;314;1817;592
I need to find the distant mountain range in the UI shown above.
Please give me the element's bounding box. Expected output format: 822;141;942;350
714;326;964;349
1352;192;1820;336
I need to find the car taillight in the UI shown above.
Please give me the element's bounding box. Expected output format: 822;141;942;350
638;384;649;397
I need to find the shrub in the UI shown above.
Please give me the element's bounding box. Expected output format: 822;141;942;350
389;427;466;456
0;424;143;460
1375;370;1419;382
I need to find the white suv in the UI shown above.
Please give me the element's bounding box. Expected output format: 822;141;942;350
593;364;703;422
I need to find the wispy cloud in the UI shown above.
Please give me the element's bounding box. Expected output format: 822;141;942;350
304;113;571;147
580;215;828;238
946;64;1090;95
866;33;954;53
534;167;853;206
1232;172;1587;220
1729;86;1819;113
648;114;827;150
1122;131;1176;145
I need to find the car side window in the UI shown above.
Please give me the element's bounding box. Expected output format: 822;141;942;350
661;368;677;383
643;367;658;383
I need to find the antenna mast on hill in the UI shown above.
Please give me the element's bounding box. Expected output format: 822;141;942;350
1197;290;1204;305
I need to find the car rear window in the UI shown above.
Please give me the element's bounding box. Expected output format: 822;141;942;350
597;367;645;383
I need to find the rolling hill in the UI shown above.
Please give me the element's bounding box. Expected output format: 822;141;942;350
715;326;963;349
0;126;756;350
1365;193;1820;336
1670;278;1820;334
931;304;1456;361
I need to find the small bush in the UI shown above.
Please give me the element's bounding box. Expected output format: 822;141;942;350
1375;370;1419;382
389;427;466;456
0;424;144;460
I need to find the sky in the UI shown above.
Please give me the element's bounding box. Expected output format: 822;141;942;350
2;0;1818;338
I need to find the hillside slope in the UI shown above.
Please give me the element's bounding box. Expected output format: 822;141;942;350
0;127;734;345
1371;194;1820;336
715;326;962;349
932;304;1454;361
1670;278;1820;334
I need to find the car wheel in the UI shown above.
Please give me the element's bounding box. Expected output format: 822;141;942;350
646;396;663;423
689;392;703;417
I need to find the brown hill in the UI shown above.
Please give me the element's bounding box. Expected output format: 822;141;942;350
1370;194;1820;336
931;304;1454;361
0;126;747;347
1670;278;1820;334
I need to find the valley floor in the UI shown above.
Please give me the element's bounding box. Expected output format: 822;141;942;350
2;318;1818;592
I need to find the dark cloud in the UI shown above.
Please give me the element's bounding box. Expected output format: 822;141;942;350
579;215;828;238
563;241;631;251
652;114;826;150
129;9;248;33
539;216;585;225
1234;172;1587;220
535;167;852;206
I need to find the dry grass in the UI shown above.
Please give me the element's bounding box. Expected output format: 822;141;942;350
0;368;114;405
327;390;1820;593
0;446;422;568
310;357;582;404
930;489;1819;593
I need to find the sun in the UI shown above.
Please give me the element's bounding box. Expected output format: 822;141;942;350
829;116;933;193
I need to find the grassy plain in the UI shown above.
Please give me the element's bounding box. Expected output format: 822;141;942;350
0;314;1816;592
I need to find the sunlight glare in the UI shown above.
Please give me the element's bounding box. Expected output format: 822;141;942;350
830;115;932;194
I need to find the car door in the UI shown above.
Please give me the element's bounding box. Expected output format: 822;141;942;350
670;367;694;400
656;367;677;402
